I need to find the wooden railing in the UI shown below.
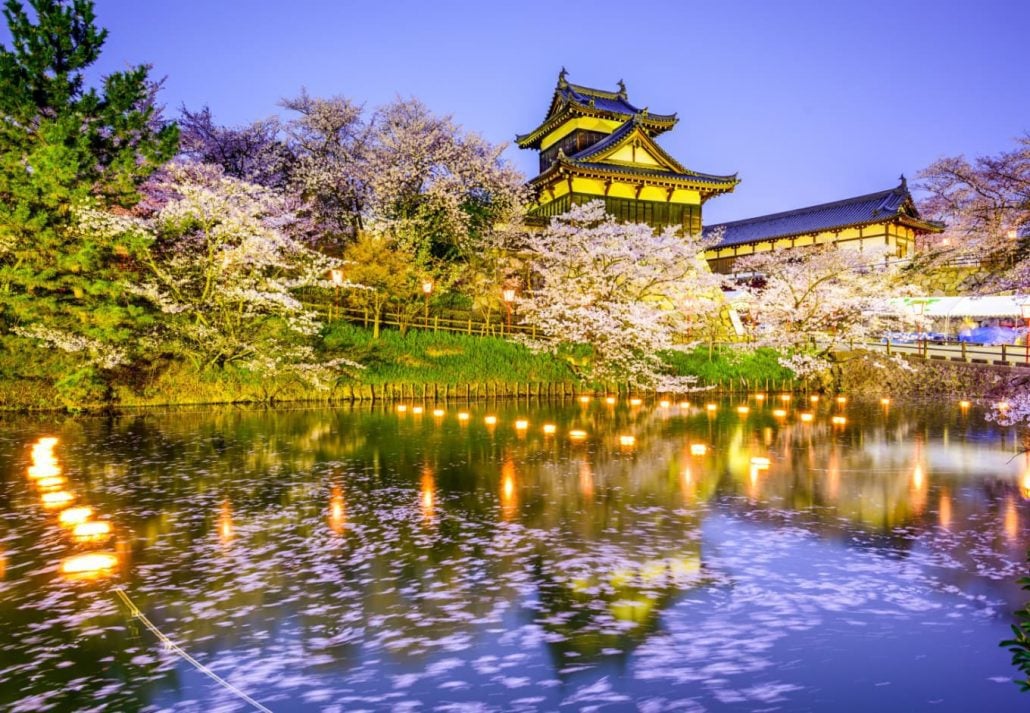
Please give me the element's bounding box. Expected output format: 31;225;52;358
841;339;1030;367
306;302;539;338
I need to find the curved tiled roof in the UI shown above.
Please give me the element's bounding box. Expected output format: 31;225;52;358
704;180;941;248
515;72;677;149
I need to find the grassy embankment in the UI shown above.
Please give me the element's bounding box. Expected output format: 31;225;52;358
0;323;796;410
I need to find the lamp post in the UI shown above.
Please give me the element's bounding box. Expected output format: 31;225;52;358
421;280;433;328
330;268;344;321
1021;300;1030;366
502;287;516;335
912;300;926;358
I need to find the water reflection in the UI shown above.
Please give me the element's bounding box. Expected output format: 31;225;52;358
0;400;1028;711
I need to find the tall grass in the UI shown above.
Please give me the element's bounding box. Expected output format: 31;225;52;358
322;323;576;385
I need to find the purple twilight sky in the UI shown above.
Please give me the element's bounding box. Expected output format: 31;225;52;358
4;0;1029;223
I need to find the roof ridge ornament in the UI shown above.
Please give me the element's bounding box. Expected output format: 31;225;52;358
558;67;569;88
617;79;627;98
898;173;907;189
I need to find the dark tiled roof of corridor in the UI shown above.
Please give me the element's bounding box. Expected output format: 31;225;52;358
704;181;927;248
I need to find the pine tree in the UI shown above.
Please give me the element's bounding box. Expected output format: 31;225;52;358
0;0;178;404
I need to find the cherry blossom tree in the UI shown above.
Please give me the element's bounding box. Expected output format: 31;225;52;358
917;134;1030;292
281;91;370;248
83;163;359;389
729;244;919;380
179;106;294;190
732;244;915;348
517;201;722;389
363;98;528;264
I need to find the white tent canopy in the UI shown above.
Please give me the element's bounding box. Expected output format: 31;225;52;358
890;296;1027;318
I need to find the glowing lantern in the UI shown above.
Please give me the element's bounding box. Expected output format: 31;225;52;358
690;443;707;456
958;400;971;409
659;400;670;408
800;413;814;423
779;394;792;402
484;415;497;426
736;405;750;415
629;398;643;406
59;506;93;527
396;404;408;413
605;396;616;405
880;397;891;406
1020;471;1030;501
997;401;1010;412
679;401;690;409
27;463;61;479
579;395;591;404
432;408;445;417
569;430;588;441
619;435;636;447
457;412;470;422
836;396;847;405
810;395;820;403
754;393;765;401
706;403;717;412
515;420;529;430
750;456;771;469
36;437;58;449
60;552;118;578
772;409;787;418
42;490;74;508
412;406;424;415
543;424;556;435
35;475;66;490
72;520;112;542
832;416;847;425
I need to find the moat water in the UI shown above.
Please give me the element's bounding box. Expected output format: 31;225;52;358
1;397;1028;711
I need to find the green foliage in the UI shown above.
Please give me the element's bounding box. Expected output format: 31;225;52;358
0;0;178;402
322;322;576;385
342;233;418;338
660;346;796;386
1002;556;1030;691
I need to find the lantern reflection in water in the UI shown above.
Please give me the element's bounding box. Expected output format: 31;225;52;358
690;443;707;456
1004;497;1019;541
72;520;112;543
59;506;93;527
578;461;594;499
42;490;74;509
1021;469;1030;501
569;429;588;441
329;485;346;534
420;467;436;521
500;459;517;518
60;551;118;579
939;492;953;529
35;475;66;490
218;500;233;544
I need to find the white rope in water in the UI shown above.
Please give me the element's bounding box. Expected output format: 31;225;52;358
114;587;273;713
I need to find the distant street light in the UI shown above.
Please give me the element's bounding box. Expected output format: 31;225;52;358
502;287;516;334
422;280;433;328
912;300;926;357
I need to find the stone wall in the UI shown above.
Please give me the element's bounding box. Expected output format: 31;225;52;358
835;351;1013;400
